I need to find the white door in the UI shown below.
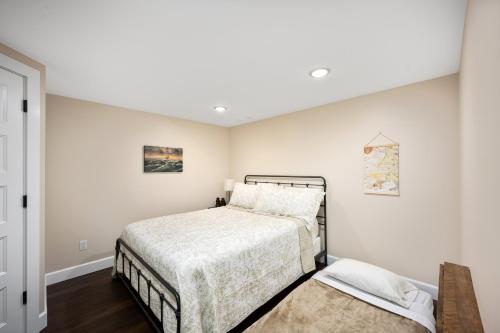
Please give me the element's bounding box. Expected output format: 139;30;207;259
0;67;25;332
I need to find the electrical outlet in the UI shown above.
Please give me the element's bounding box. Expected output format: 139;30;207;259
79;240;88;251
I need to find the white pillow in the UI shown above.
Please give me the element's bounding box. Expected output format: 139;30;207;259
252;185;283;214
229;183;259;209
229;182;278;209
280;187;324;228
251;183;280;210
256;182;279;193
253;186;324;229
324;258;418;308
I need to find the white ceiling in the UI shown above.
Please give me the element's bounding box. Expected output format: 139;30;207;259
0;0;466;127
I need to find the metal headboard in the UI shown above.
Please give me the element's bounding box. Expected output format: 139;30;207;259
244;175;328;266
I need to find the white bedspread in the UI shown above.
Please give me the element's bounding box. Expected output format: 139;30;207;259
313;269;436;333
113;206;314;333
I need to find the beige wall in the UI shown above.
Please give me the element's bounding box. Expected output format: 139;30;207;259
42;3;500;328
0;43;46;314
229;75;460;286
46;95;229;272
459;0;500;331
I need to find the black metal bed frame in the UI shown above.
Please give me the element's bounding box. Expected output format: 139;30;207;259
114;175;328;333
115;238;181;333
244;175;328;266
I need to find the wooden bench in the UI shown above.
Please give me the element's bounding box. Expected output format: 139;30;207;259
436;262;484;333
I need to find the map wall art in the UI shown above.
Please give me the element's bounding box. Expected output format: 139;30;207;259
364;144;399;196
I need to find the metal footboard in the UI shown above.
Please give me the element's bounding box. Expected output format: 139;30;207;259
114;238;181;333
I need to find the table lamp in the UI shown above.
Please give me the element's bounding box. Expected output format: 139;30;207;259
224;179;234;202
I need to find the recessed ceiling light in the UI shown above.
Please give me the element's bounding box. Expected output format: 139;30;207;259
214;105;227;112
309;68;330;79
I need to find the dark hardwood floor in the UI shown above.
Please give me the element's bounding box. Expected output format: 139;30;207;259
41;267;319;333
42;268;156;333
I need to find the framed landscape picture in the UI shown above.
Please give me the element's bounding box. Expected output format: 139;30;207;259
143;146;183;173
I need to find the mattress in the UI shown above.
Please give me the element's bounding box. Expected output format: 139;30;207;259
311;217;319;239
313;270;436;332
113;206;315;333
313;237;321;255
245;276;432;333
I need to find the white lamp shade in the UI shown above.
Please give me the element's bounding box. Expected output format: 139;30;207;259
224;179;234;192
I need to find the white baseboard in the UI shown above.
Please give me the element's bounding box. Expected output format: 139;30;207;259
38;310;47;331
326;254;337;265
46;256;114;286
326;255;438;300
38;275;47;331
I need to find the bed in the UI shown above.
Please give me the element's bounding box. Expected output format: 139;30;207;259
112;175;328;333
244;261;484;333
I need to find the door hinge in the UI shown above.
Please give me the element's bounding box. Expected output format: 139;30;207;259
22;195;27;208
23;99;28;113
22;291;27;305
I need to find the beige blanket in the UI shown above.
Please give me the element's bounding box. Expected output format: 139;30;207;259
245;279;430;333
113;207;314;333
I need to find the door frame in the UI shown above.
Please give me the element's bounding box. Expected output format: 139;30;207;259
0;53;41;333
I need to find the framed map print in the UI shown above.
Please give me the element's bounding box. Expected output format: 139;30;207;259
364;144;399;195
